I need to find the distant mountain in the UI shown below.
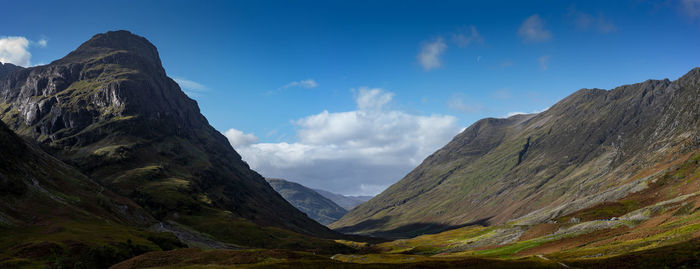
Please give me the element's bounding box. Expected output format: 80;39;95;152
332;67;700;238
0;30;339;249
267;178;347;225
313;189;372;210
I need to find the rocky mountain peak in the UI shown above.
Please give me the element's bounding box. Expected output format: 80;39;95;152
58;30;163;68
0;31;338;242
0;30;204;143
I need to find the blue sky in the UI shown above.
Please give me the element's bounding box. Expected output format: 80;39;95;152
2;0;700;195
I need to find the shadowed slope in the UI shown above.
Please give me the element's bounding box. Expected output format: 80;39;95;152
0;120;189;268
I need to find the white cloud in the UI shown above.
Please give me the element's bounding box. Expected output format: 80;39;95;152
568;8;616;33
452;26;484;47
417;37;447;71
518;14;552;43
505;111;527;117
354;87;393;111
230;88;461;196
174;77;207;91
682;0;700;19
173;77;207;97
447;94;484;113
0;36;31;67
503;107;550;118
36;38;48;48
538;55;551;70
281;79;318;89
225;128;259;148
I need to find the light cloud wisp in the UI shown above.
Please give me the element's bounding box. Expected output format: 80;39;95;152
417;37;447;71
518;14;552;43
281;79;318;89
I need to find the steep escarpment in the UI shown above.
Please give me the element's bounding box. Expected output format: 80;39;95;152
332;68;700;238
0;31;337;245
267;178;348;225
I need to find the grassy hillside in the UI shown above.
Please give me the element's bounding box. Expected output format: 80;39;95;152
0;121;186;268
333;68;700;238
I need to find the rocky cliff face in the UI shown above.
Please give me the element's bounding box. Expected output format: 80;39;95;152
0;30;337;243
0;30;202;142
331;68;700;238
0;63;23;78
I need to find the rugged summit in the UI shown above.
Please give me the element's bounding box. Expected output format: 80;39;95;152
266;178;348;225
332;68;700;238
0;31;336;245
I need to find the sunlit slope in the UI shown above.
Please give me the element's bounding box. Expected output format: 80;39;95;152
328;148;700;268
333;67;700;239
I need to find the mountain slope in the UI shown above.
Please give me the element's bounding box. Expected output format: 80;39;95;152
332;67;700;238
0;30;337;246
266;178;347;225
313;189;372;210
0;120;189;268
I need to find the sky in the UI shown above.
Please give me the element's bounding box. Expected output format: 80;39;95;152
2;0;700;196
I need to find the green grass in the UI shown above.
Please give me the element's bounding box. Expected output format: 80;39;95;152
176;208;351;253
0;220;184;268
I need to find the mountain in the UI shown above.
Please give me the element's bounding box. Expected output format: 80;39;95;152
266;178;347;225
0;120;190;268
332;67;700;238
0;63;22;78
0;30;340;249
313;189;372;211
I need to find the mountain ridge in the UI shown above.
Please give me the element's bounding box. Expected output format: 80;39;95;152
313;189;372;211
332;67;700;238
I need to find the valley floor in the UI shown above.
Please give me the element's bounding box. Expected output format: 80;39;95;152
110;151;700;268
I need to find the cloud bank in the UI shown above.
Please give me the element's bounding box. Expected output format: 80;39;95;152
0;36;31;67
226;87;461;196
